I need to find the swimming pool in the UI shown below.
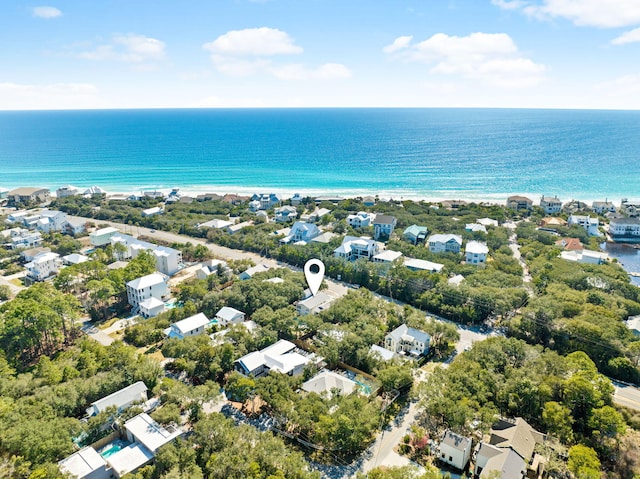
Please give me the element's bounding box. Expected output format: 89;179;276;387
99;439;131;458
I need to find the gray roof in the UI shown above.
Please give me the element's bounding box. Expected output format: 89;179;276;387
90;381;148;414
374;215;396;225
610;216;640;225
387;324;430;344
480;447;526;479
441;430;472;451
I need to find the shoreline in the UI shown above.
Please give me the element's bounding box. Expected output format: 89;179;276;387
2;183;631;208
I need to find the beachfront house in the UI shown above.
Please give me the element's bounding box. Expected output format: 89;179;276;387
439;430;472;471
347;211;375;228
592;200;617;214
251;193;282;210
126;272;168;312
86;381;148;417
90;226;120;247
334;236;380;261
609;217;640;239
373;215;397;240
428;234;462;254
540;195;562;214
384;324;430;357
290;193;303;206
296;292;334;316
56;185;80;198
465;241;489;265
568;214;600;236
234;339;311;377
620;199;640;218
403;225;428;244
215;306;245;326
7;187;50;206
301;370;357;398
166;312;211;339
506;196;533;211
25;252;62;282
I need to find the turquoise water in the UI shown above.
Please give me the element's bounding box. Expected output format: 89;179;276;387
99;439;130;458
1;108;639;201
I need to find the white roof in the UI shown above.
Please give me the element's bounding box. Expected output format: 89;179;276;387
264;277;285;284
63;253;89;264
429;233;462;245
30;252;60;264
466;223;487;233
477;218;499;227
241;264;271;278
370;344;395;361
466;241;489;254
373;250;403;262
139;297;165;310
124;413;181;453
404;258;444;272
448;274;465;285
105;443;153;478
265;351;309;374
215;306;244;322
236;339;300;374
302;371;357;396
198;218;233;229
127;272;166;290
298;292;334;310
311;232;338;243
58;447;106;478
173;313;210;334
142;206;162;215
92;226;119;235
627;315;640;332
90;381;148;414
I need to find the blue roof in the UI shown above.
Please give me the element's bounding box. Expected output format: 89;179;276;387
403;225;428;236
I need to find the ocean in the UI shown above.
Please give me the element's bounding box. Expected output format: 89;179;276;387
1;108;639;202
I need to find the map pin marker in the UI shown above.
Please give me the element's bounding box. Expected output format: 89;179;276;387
304;259;325;296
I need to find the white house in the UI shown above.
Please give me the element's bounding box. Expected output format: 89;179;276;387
56;185;80;198
239;263;272;280
142;206;163;217
540;195;562;214
215;306;245;326
304;207;331;223
84;186;106;196
506;196;533;210
62;253;89;265
403;225;428;244
373;250;403;264
195;259;228;280
301;371;357;398
477;217;499;227
86;381;148;417
66;217;87;235
334;236;380;261
369;344;395;361
197;218;233;230
20;246;50;262
126;273;168;311
428;234;462;254
8;229;43;249
626;315;640;336
58;447;111;479
465;241;489;265
373;215;397;240
281;221;321;244
568;214;600;236
465;223;487;234
35;210;68;233
25;252;62;281
404;258;444;273
297;292;334;316
139;297;166;318
439;430;472;471
274;205;298;223
592;200;616;214
384;324;430;357
235;339;311;377
166;313;211;339
620;199;640;218
226;221;253;234
609;217;640;238
90;226;120;246
347;211;374;228
111;234;182;275
560;250;608;264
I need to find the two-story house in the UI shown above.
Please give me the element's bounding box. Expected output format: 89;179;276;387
428;234;462;254
334;236;380;261
465;241;489;265
384;324;430;357
540;195;562;214
373;215;397;240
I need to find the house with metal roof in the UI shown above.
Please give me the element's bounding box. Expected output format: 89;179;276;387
439;430;472;471
301;370;357;398
373;215;397;240
86;381;148;417
384;324;430;357
215;306;245;326
234;339;311;377
166;313;212;339
403;224;428;244
428;234;463;254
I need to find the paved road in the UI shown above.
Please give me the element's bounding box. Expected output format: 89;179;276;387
0;271;26;298
612;380;640;411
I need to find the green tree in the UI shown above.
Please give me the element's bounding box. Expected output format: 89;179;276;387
567;444;601;479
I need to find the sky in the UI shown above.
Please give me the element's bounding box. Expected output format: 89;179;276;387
1;0;640;110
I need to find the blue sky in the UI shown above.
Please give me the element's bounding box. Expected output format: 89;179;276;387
1;0;640;109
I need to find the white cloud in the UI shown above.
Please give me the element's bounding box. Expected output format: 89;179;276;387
382;36;413;54
32;6;62;19
595;73;640;93
493;0;640;28
78;34;166;64
0;82;101;110
385;32;545;87
270;63;351;80
203;27;302;57
612;27;640;45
